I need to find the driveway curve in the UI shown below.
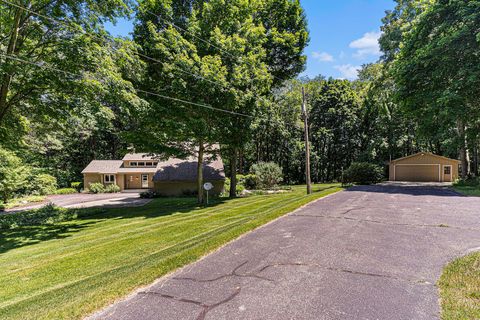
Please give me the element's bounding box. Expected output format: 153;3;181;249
89;184;480;320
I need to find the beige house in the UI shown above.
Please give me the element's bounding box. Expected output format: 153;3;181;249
82;153;225;196
389;152;460;182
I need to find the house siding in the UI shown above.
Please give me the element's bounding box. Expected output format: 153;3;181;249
124;173;154;189
389;153;459;182
83;173;102;190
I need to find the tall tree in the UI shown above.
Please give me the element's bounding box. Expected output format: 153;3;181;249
391;0;480;177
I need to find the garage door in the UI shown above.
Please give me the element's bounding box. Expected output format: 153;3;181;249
394;165;440;182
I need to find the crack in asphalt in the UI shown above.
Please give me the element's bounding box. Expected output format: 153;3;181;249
291;214;479;231
256;262;432;285
138;287;241;320
174;260;274;283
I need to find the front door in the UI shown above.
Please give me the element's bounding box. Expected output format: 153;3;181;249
141;174;149;188
443;165;452;182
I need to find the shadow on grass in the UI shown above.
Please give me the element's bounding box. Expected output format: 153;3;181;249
0;197;230;255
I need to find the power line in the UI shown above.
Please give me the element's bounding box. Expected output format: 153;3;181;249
1;0;232;92
0;53;252;117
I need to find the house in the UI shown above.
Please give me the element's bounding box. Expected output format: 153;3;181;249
81;153;225;195
389;152;460;182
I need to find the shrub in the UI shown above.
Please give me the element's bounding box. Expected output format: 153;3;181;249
88;183;105;194
28;173;58;195
0;148;30;203
237;174;257;190
342;162;384;185
0;203;73;229
223;178;246;196
55;188;78;195
140;190;159;198
70;182;83;192
104;184;121;193
454;177;480;187
250;162;283;189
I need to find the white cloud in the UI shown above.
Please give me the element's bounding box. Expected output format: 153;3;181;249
312;51;334;62
349;31;382;58
334;64;361;80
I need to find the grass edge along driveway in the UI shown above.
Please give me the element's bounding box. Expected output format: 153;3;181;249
0;184;342;320
439;251;480;320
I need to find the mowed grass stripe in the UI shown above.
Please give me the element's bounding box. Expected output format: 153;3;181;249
0;195;272;271
0;192;310;296
0;195;267;262
0;184;342;320
0;192;297;275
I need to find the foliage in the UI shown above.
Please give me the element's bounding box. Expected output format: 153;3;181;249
250;162;283;189
237;174;257;190
223;177;245;196
70;182;83;192
140;190;159;199
27;173;58;196
55;188;79;195
0;148;29;203
0;204;72;229
104;184;121;193
342;162;385;185
88;183;105;194
438;252;480;319
453;178;480;197
0;195;46;210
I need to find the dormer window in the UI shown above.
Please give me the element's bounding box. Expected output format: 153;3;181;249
130;162;137;167
153;162;158;166
138;162;145;167
146;162;153;167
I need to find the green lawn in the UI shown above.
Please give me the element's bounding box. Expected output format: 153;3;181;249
438;252;480;319
0;184;341;320
453;185;480;197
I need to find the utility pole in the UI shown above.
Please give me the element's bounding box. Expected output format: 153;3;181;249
301;86;312;194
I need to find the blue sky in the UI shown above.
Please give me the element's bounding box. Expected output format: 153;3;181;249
105;0;396;80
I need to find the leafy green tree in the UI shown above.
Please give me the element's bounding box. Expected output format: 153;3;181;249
391;0;480;177
0;148;29;204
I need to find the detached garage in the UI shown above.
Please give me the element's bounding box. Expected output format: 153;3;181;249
389;152;460;182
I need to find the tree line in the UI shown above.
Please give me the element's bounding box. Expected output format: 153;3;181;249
1;0;479;204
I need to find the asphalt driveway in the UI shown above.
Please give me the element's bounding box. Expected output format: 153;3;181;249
5;192;150;213
89;184;480;320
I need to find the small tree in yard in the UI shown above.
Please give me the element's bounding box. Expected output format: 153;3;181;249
343;162;384;185
251;162;283;190
0;148;29;203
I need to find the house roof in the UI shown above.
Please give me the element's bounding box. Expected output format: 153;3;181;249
81;160;124;174
122;153;157;161
153;157;225;182
82;153;225;181
391;152;460;163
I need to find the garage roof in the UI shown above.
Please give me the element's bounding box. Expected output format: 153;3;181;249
391;152;460;163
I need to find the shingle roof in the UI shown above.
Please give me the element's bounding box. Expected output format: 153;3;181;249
81;160;123;174
391;152;460;163
153;157;225;182
122;153;157;161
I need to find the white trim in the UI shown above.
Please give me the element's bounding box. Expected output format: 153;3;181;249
442;165;453;182
393;164;441;182
141;174;149;188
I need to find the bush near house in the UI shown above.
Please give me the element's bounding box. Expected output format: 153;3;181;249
88;183;105;194
342;162;384;185
55;188;78;195
71;181;83;192
251;162;283;189
105;184;121;193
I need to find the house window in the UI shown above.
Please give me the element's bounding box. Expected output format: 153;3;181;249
104;175;115;184
146;162;153;167
444;166;451;174
153;162;158;166
130;162;137;167
138;162;145;167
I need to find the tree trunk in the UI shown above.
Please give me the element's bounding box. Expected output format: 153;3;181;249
457;119;469;178
229;148;237;198
0;7;23;124
196;142;205;204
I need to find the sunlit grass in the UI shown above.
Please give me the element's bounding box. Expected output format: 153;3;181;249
0;184;342;320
